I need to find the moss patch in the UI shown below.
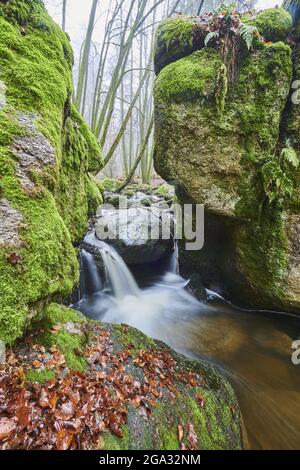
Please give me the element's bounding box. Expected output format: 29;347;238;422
0;0;103;343
155;48;223;103
25;368;56;384
254;8;292;42
154;15;205;74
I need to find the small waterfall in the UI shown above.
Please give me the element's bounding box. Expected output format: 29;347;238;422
168;242;179;274
79;249;102;299
98;243;140;300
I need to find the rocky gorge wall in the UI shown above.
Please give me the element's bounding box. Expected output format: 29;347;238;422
154;6;300;313
0;0;103;343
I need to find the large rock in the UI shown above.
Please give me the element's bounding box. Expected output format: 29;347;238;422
154;9;300;313
94;206;174;264
0;0;103;343
0;304;243;450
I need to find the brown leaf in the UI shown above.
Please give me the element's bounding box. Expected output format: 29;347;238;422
196;393;206;408
187;423;198;450
0;418;16;441
16;405;31;427
56;429;73;451
54;402;74;420
178;423;184;444
49;392;59;411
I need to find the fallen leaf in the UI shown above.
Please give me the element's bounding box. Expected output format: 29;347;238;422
0;418;16;441
178;423;184;444
56;429;73;450
187;423;198;450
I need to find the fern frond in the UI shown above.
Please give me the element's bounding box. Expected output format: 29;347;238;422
240;24;258;50
204;31;219;47
281;147;299;169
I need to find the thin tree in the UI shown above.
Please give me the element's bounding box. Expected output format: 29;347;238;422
62;0;67;31
75;0;99;113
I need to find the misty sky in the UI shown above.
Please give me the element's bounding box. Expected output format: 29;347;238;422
45;0;280;49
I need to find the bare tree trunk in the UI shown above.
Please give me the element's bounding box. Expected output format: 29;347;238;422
75;0;99;112
62;0;67;31
197;0;205;15
115;114;154;192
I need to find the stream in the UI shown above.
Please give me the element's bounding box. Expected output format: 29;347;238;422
73;240;300;450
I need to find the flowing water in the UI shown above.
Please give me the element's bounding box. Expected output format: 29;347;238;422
73;241;300;450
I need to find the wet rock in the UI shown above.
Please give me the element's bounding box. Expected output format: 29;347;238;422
8;303;243;450
94;207;174;265
187;273;207;301
153;10;300;313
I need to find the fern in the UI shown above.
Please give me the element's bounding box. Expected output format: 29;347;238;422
204;31;219;47
261;148;299;204
240;24;258;51
281;147;299;169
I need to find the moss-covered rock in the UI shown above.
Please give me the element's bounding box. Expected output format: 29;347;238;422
154;10;300;312
12;303;243;450
0;0;103;343
154;15;206;75
248;8;292;42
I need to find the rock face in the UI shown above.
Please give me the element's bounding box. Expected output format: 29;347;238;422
0;304;243;450
154;8;300;313
0;0;103;343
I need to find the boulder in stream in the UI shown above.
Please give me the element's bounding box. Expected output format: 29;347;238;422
94;206;174;264
154;8;300;313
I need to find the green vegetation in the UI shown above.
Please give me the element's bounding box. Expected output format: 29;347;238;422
25;368;56;384
254;8;292;42
0;0;103;344
154;10;298;310
155;49;223;103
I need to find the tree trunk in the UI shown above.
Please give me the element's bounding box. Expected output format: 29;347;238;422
75;0;99;112
283;0;300;25
62;0;67;31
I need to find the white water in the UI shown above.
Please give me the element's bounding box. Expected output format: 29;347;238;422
99;243;140;299
76;241;202;338
79;249;102;297
74;240;300;450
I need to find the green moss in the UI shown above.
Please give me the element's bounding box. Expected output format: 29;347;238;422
254;8;292;42
25;368;56;384
112;324;156;357
32;303;88;371
41;303;87;326
0;0;103;343
154;16;204;74
103;426;130;450
157;423;179;450
155;48;223;103
38;329;87;372
154;25;295;310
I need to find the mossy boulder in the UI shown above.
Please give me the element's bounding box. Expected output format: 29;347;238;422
253;8;292;42
0;0;103;343
7;303;243;450
154;12;300;312
154;15;206;75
